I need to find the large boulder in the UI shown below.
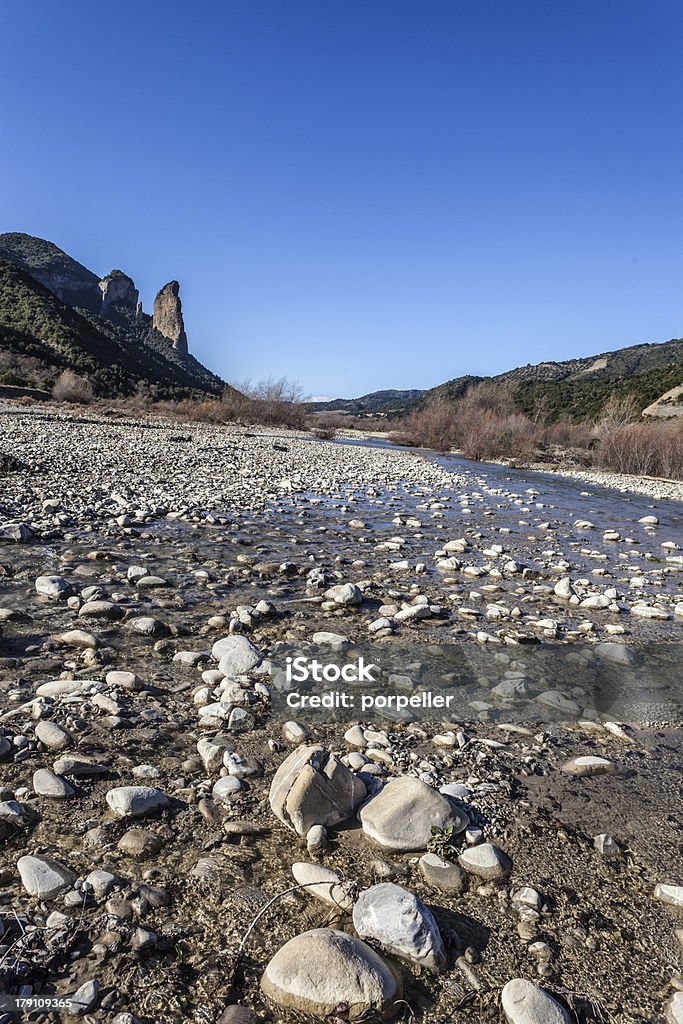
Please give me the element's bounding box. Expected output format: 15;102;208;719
269;745;366;836
352;882;447;971
359;776;468;852
261;928;402;1020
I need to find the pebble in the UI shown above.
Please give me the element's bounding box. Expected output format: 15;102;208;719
458;842;512;880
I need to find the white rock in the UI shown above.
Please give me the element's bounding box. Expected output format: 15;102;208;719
105;786;169;818
458;842;512;880
260;928;401;1020
501;978;571;1024
17;855;76;899
353;882;446;971
291;861;354;912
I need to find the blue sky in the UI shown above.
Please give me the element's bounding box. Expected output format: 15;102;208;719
2;1;682;398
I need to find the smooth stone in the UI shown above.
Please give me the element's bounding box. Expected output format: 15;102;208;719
359;776;468;852
561;756;614;777
418;852;467;892
79;600;124;619
105;786;169;818
458;842;512;880
666;992;683;1024
36;679;87;697
35;575;73;598
212;775;243;804
501;978;571;1024
261;928;401;1020
32;768;74;799
35;719;72;750
55;629;98;649
17;854;76;899
352;882;446;971
655;884;683;909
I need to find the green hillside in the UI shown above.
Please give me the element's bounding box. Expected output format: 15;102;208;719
0;259;223;398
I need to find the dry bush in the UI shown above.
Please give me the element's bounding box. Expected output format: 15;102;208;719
598;393;641;425
543;420;595;448
595;419;683;479
391;398;457;451
458;410;541;461
52;370;94;404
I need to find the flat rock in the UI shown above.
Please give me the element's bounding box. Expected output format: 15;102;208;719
261;927;401;1020
79;600;124;619
501;978;571;1024
666;992;683;1024
291;861;355;912
654;883;683;909
105;786;169;818
561;755;614;776
33;768;74;799
359;776;468;852
118;829;163;859
17;854;76;899
35;575;73;598
352;881;446;971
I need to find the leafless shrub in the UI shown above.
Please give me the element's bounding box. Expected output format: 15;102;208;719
598;393;640;426
595;419;683;479
391;398;457;451
52;370;94;404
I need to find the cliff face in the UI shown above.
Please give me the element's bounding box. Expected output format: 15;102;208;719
0;233;224;397
152;280;188;354
0;234;192;357
0;232;102;313
99;270;139;315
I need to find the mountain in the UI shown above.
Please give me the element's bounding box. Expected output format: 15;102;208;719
0;233;224;398
425;338;683;421
307;388;426;416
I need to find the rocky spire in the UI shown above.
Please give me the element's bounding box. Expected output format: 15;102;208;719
152;280;188;355
99;270;139;314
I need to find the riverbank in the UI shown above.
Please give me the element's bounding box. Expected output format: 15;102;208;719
0;405;682;1024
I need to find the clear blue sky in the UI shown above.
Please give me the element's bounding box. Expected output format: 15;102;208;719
2;1;681;398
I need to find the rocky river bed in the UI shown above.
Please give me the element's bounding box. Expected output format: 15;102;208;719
0;406;682;1024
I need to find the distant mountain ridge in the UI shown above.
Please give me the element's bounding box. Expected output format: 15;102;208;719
313;337;683;422
427;337;683;421
306;388;426;415
0;232;224;397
